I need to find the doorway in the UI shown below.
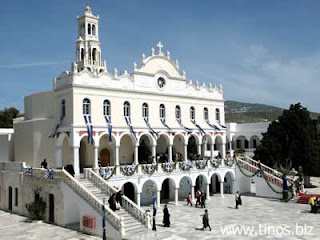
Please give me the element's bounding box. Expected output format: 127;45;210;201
8;187;12;211
49;194;54;223
99;149;110;167
123;183;135;202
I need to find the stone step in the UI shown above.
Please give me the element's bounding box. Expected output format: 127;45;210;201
126;227;147;235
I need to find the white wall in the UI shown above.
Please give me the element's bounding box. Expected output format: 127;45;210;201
0;129;14;162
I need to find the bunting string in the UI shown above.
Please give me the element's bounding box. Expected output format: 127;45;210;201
177;118;193;132
191;119;206;134
125;116;137;141
144;117;159;139
49;115;64;138
104;115;113;143
160;118;172;132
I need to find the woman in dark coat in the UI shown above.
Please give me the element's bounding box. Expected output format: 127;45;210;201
202;209;211;231
163;205;170;227
108;193;116;211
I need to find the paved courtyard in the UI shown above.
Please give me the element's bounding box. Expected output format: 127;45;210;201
0;188;319;239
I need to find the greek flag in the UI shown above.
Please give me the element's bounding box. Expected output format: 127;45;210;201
160;118;172;132
191;119;206;134
125;116;137;141
84;115;94;145
177;118;193;132
144;117;159;139
205;120;220;131
153;194;157;216
219;123;227;129
25;167;32;175
104;115;113;143
44;168;54;179
48;115;64;138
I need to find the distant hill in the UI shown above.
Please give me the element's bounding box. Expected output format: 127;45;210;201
225;100;320;123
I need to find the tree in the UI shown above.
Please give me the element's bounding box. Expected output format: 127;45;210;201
0;107;21;128
254;103;320;177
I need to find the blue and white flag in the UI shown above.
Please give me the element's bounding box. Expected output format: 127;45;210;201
177;118;193;132
153;194;157;217
104;115;113;143
25;167;32;175
205;120;221;131
191;119;206;134
44;168;54;179
49;115;64;138
84;115;94;145
160;118;172;132
125;116;137;141
144;117;159;139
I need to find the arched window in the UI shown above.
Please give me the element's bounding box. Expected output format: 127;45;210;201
92;48;97;61
61;100;66;117
80;24;85;36
103;100;110;116
142;103;148;118
190;106;195;120
124;101;130;117
83;98;90;115
175;105;181;120
159;104;165;119
204;107;208;121
88;23;91;34
15;188;18;206
80;48;84;61
92;25;96;35
215;108;220;123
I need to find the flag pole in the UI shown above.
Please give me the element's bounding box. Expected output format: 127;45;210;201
103;198;106;240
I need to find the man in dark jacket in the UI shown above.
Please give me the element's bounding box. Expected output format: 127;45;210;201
163;205;170;227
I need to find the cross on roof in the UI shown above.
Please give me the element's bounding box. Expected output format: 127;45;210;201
157;41;163;53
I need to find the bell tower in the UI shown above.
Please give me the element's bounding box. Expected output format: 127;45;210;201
73;4;106;74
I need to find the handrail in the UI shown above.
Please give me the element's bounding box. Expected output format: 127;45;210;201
237;158;283;187
61;169;124;233
86;169;151;229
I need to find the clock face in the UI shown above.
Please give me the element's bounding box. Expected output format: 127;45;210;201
157;77;166;88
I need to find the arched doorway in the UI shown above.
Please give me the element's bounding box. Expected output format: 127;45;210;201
79;137;94;173
99;149;110;167
195;175;207;192
141;180;157;206
215;135;223;158
179;176;192;200
173;134;184;161
161;178;175;203
210;174;221;194
138;135;152;164
122;182;136;203
187;135;198;160
156;134;169;162
119;134;134;165
224;172;234;194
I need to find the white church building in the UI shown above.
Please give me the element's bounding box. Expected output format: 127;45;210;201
0;5;287;239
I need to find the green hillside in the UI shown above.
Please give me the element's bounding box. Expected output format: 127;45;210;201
225;100;320;123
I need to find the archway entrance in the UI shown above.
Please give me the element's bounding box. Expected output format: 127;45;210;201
8;187;12;211
210;174;220;194
187;135;197;160
141;180;157;206
99;149;110;167
123;182;135;203
179;176;192;200
156;135;169;162
224;172;234;194
195;175;207;192
173;134;184;161
79;137;94;173
138;135;152;164
161;178;175;203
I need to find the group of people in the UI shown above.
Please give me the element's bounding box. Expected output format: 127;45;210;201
309;196;320;214
108;190;123;212
186;190;207;208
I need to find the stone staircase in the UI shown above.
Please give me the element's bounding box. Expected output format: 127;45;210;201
297;193;320;204
77;177;148;235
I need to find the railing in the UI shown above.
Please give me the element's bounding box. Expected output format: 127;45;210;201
237;157;283;187
23;166;124;235
85;169;151;229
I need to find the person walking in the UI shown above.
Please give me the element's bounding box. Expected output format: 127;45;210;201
163;205;170;227
187;192;192;206
115;190;123;207
201;209;211;231
201;191;206;208
40;159;48;169
235;191;240;209
196;190;201;207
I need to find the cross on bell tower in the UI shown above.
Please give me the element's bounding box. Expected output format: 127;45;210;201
73;4;106;74
157;41;163;54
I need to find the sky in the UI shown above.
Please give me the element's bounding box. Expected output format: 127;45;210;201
1;0;320;113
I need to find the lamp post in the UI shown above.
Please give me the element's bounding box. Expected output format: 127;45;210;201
103;198;106;240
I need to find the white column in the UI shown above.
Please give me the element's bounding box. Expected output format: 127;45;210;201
56;147;62;169
197;144;201;155
175;188;179;205
134;145;139;165
115;145;120;175
157;190;161;208
71;146;80;176
210;144;214;160
168;144;173;162
206;183;210;200
191;185;195;202
152;145;156;163
221;143;226;158
220;181;224;198
136;192;141;207
94;146;99;169
184;144;188;161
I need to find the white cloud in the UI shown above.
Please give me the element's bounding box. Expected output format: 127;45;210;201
0;60;69;69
